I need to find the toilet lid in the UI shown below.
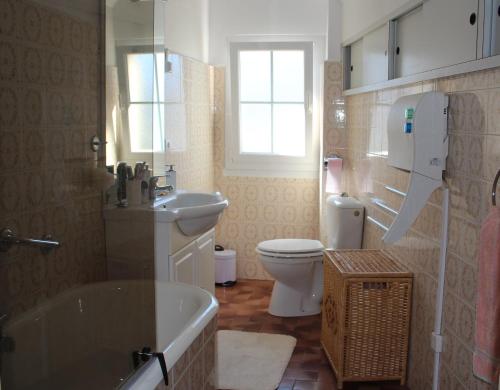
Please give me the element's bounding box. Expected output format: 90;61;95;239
257;239;324;254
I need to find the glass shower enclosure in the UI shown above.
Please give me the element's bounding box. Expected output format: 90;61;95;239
0;0;168;388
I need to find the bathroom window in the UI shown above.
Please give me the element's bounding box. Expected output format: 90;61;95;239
126;51;165;153
118;48;184;159
228;41;319;178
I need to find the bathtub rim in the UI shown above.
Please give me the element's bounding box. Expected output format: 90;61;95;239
2;280;219;390
120;282;219;390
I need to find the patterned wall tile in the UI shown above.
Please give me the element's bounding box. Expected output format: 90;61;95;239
0;0;106;318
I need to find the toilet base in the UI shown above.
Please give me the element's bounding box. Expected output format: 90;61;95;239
268;281;321;317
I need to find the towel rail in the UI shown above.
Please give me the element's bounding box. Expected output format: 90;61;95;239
366;216;389;232
372;198;399;216
384;185;407;197
493;169;500;206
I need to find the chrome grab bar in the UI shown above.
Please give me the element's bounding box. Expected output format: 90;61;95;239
0;228;61;254
366;216;389;232
384;185;407;197
372;198;399;216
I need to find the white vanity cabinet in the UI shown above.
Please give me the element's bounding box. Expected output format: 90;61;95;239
104;205;217;293
169;229;215;294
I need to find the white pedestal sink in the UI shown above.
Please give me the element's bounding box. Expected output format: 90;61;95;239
154;191;229;236
104;190;229;293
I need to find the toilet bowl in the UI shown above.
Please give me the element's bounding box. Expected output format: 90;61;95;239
257;239;324;317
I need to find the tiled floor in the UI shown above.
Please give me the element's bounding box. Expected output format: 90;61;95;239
215;279;409;390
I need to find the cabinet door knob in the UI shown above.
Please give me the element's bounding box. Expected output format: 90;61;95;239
469;12;476;25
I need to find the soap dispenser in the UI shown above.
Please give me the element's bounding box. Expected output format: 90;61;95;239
165;165;176;190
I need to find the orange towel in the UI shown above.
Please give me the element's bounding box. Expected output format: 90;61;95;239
473;206;500;384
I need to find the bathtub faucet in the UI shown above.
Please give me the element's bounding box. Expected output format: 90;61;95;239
132;347;169;385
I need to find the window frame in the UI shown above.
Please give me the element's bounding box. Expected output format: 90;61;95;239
116;45;166;162
227;39;321;178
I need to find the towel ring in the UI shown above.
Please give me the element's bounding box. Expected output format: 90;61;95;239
493;169;500;206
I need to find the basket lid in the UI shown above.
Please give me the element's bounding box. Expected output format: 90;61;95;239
325;250;412;277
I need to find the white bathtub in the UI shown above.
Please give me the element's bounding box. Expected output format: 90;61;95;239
1;281;218;390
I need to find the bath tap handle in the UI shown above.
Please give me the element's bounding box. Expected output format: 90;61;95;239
492;169;500;206
0;228;61;254
132;347;168;386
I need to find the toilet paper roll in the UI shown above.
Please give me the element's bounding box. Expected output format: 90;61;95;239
325;157;343;193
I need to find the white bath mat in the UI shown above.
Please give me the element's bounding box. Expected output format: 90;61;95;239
215;330;296;390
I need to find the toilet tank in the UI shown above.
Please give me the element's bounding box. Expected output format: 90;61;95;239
326;195;364;249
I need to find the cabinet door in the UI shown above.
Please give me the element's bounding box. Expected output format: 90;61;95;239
490;0;500;56
196;229;215;295
350;39;364;89
363;24;389;85
170;240;197;285
396;0;478;77
349;24;389;89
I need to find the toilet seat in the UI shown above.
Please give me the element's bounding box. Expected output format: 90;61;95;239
256;239;324;263
257;239;324;254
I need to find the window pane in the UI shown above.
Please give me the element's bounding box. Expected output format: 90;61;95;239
240;51;271;102
273;51;304;102
129;103;164;152
155;52;165;102
240;104;272;153
273;104;306;156
127;53;154;102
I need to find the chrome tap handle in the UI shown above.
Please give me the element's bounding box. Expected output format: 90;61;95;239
492;169;500;206
0;228;61;254
149;176;174;200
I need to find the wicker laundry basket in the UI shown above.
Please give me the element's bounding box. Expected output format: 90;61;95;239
321;250;413;389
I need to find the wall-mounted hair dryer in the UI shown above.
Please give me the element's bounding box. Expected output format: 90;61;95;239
383;92;449;244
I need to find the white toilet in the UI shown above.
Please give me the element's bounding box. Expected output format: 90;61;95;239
257;195;364;317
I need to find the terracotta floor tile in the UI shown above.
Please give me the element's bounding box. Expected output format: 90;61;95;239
215;280;408;390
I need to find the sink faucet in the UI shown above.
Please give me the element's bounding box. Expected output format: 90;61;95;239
149;176;174;200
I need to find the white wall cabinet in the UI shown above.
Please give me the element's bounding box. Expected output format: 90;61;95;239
349;24;389;89
344;0;483;90
395;0;479;78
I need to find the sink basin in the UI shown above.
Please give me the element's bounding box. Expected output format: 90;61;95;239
154;191;229;236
